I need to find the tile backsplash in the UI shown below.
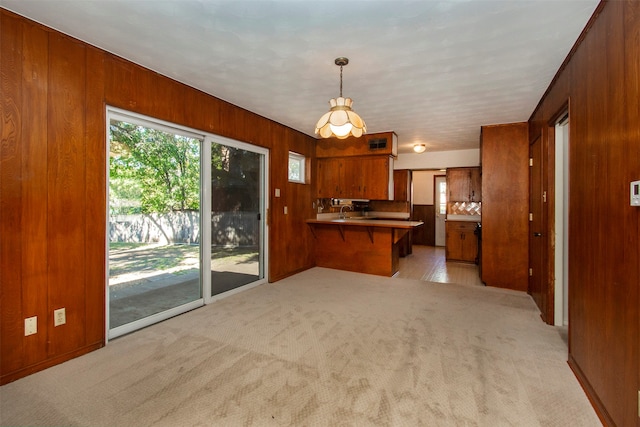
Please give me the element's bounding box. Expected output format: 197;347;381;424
447;201;482;216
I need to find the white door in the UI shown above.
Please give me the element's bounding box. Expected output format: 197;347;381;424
435;175;447;246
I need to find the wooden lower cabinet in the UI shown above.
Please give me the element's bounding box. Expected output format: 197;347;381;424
445;221;478;263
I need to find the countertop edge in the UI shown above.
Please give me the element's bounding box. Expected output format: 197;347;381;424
306;219;424;229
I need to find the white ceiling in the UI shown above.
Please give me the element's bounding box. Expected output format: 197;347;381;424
2;0;599;153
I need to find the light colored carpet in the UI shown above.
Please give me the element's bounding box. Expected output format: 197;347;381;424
0;267;600;426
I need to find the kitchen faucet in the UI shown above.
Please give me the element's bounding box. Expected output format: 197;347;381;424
339;204;353;219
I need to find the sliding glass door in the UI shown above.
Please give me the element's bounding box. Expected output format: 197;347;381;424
207;139;267;298
107;108;268;338
107;111;204;337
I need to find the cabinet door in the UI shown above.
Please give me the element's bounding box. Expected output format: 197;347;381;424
445;221;478;262
317;158;343;198
470;168;482;201
447;167;481;202
445;222;464;260
447;168;471;201
461;229;478;262
362;157;389;200
341;157;361;198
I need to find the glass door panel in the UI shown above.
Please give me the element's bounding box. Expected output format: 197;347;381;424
210;142;264;296
108;112;203;337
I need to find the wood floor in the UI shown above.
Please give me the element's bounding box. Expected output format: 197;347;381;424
397;245;484;286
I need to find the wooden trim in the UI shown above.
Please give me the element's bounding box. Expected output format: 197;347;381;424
1;342;103;386
568;355;614;427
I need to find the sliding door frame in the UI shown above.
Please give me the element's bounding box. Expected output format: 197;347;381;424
105;106;269;340
203;135;269;305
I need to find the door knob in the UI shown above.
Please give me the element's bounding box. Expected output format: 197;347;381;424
533;232;542;237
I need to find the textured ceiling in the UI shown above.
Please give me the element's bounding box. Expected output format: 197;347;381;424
2;0;599;153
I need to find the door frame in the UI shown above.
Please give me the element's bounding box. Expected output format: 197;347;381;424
106;107;206;340
528;104;570;326
553;111;569;326
203;135;269;305
529;132;551;323
434;175;447;246
105;106;269;340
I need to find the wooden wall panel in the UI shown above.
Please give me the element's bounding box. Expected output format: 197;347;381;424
1;9;317;384
268;128;316;281
1;12;25;375
625;3;640;425
21;17;50;367
411;205;435;246
480;123;529;292
84;47;106;345
528;1;639;425
47;33;87;355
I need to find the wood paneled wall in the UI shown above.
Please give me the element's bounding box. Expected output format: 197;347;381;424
411;205;435;246
480;123;529;292
0;10;316;384
528;1;639;425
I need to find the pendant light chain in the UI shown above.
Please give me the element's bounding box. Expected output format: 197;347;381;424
339;65;343;98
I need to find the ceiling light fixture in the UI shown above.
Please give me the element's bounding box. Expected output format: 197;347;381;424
315;57;367;139
413;144;427;153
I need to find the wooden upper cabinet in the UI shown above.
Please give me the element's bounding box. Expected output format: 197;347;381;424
317;156;391;200
393;169;411;201
446;167;481;202
358;156;390;200
317;158;344;198
316;132;398;158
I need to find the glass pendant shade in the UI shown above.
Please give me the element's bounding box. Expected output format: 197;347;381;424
315;58;367;139
315;97;366;139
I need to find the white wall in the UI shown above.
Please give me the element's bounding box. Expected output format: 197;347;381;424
394;148;480;170
395;148;480;205
413;171;442;205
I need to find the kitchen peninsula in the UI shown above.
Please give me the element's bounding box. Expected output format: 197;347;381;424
306;217;423;276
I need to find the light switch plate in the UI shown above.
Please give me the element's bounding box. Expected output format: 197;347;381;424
25;316;37;336
631;180;640;206
54;308;66;326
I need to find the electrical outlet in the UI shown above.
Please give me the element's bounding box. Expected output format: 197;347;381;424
54;308;66;326
25;316;37;336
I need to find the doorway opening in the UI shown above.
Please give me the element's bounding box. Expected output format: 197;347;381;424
434;175;447;247
554;113;569;326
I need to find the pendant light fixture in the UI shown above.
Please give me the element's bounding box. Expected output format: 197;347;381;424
315;57;367;139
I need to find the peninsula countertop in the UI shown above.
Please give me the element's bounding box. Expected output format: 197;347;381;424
306;217;424;228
